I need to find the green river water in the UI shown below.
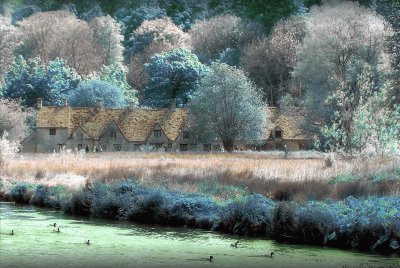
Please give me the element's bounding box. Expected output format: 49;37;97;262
0;202;398;268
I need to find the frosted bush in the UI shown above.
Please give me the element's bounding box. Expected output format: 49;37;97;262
0;131;19;170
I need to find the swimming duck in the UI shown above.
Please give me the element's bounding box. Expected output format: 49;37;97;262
10;230;14;235
53;228;60;233
85;240;90;245
230;241;239;248
207;256;213;262
267;252;274;258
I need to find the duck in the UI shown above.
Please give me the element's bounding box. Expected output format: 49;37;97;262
53;228;60;233
10;230;14;235
207;256;213;262
85;240;90;245
230;241;239;248
267;252;274;258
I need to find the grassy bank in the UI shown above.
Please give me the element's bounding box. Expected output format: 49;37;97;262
1;179;399;255
2;152;400;201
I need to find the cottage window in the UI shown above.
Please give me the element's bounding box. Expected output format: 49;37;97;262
133;144;141;151
57;144;66;151
168;143;172;149
49;129;56;135
78;144;83;150
275;130;282;139
154;143;163;150
114;144;122;151
275;142;283;150
102;145;107;151
180;144;188;151
110;130;117;138
203;144;211;152
154;130;161;137
183;131;190;139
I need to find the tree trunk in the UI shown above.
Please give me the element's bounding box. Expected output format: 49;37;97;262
222;138;234;152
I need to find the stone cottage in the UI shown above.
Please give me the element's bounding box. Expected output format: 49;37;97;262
261;107;312;151
21;99;312;153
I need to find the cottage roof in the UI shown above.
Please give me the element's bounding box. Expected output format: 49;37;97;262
36;105;310;142
266;108;311;140
36;106;188;142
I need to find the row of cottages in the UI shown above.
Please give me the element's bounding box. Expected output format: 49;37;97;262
21;99;312;153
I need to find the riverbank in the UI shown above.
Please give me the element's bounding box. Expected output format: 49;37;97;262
1;179;399;255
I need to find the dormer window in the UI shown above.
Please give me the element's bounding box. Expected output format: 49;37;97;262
183;131;189;139
110;130;117;138
49;129;56;135
275;130;282;139
154;130;161;137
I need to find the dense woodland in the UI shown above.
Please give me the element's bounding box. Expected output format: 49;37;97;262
0;0;399;154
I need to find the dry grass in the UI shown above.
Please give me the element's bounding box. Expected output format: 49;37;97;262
1;151;399;200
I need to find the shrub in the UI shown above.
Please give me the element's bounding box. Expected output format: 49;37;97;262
272;202;298;241
371;165;400;182
60;189;91;216
10;183;35;203
128;189;170;223
168;193;218;227
293;202;337;245
30;184;66;208
217;194;275;236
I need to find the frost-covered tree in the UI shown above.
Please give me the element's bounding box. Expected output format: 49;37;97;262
142;48;208;107
68;79;127;108
90;15;124;67
116;5;166;50
189;63;267;152
18;10;123;75
0;99;30;142
18;11;92;72
0;131;19;170
189;15;243;62
322;63;400;156
243;16;306;106
293;0;393;152
2;56;80;107
0;15;20;85
126;16;191;92
128;16;190;57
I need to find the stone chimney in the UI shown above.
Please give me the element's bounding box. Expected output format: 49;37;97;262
170;98;176;111
63;98;68;107
37;98;42;109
